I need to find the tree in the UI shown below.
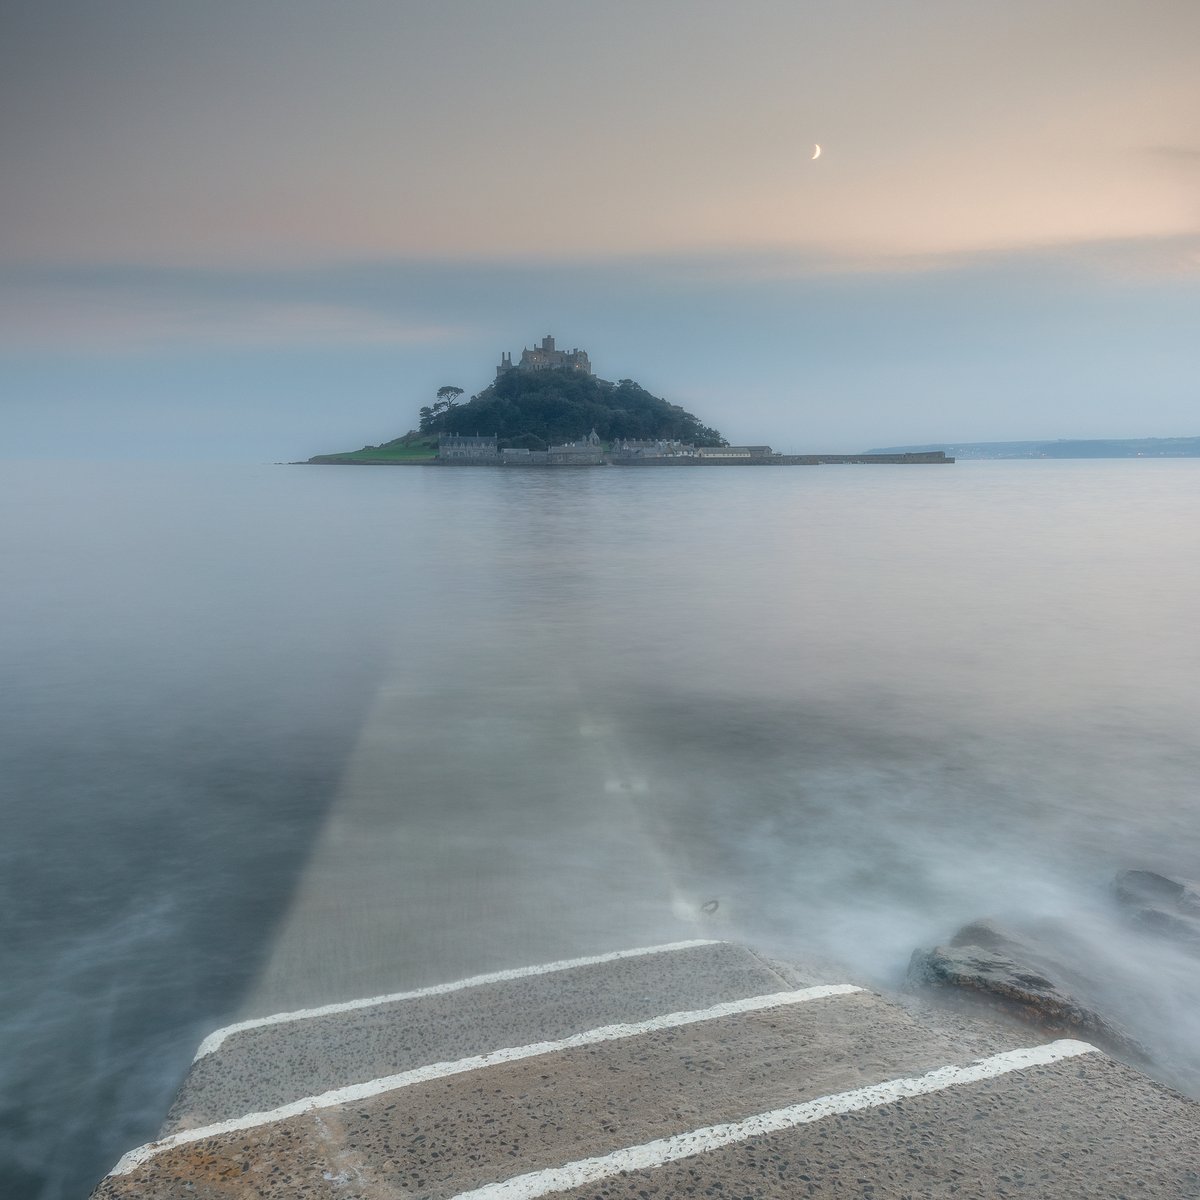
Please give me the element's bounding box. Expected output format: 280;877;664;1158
428;385;464;425
413;370;725;446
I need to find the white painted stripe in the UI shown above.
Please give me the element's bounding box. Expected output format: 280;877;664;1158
111;984;861;1176
194;940;721;1060
450;1038;1101;1200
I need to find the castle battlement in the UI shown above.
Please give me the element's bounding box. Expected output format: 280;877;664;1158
497;334;591;379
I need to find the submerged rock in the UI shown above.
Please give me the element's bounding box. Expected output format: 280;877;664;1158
908;918;1147;1060
1115;869;1200;949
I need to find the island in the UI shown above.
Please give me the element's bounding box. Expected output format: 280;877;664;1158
305;335;953;467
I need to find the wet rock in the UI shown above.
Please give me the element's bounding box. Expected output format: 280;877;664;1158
908;918;1147;1060
1115;870;1200;949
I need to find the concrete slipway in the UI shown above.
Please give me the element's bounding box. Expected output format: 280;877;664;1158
91;940;1200;1199
90;659;1200;1198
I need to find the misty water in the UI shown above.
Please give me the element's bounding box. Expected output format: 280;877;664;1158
2;458;1199;1199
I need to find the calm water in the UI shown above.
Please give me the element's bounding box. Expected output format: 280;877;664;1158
2;459;1199;1198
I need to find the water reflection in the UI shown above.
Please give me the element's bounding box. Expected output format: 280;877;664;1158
2;460;1198;1197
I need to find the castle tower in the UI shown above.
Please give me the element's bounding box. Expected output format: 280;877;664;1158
499;334;593;378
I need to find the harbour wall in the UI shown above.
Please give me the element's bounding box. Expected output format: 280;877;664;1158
433;451;954;467
608;452;954;466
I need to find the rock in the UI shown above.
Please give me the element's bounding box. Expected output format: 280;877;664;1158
1115;870;1200;948
908;919;1148;1060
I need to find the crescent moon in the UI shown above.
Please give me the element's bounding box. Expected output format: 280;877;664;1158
811;144;821;160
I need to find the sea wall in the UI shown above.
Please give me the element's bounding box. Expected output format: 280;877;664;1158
610;451;954;466
320;451;956;467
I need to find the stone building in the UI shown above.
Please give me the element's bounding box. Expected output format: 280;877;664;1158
546;428;603;465
611;438;693;459
438;434;497;461
694;445;774;459
497;335;592;379
500;447;549;465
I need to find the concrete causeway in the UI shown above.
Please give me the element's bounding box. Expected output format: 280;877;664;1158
89;662;1200;1197
92;939;1200;1199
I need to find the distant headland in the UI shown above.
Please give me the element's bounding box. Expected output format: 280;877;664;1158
304;335;952;467
869;437;1200;460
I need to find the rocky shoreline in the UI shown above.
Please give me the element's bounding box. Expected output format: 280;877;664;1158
907;869;1200;1096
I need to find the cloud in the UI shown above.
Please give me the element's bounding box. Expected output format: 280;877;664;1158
4;229;1199;462
1147;144;1200;163
0;272;469;353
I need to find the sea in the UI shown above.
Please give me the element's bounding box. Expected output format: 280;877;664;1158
2;458;1199;1199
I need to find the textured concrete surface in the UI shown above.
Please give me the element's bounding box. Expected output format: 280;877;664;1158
148;991;952;1191
95;989;967;1199
166;942;794;1131
96;1018;1200;1200
545;1053;1200;1200
93;932;1200;1200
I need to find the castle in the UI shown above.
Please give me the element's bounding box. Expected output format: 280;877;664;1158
497;334;591;380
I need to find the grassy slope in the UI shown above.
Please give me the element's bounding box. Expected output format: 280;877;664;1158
307;435;438;464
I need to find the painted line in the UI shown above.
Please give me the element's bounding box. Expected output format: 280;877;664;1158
194;940;722;1060
451;1039;1101;1200
111;984;862;1176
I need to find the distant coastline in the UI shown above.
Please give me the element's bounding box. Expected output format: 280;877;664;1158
868;436;1200;460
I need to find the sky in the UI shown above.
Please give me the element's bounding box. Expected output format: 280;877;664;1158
2;0;1199;459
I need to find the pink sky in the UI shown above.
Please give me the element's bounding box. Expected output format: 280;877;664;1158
2;1;1199;457
5;1;1199;267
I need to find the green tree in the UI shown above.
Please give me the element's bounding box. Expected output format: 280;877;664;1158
416;370;724;447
